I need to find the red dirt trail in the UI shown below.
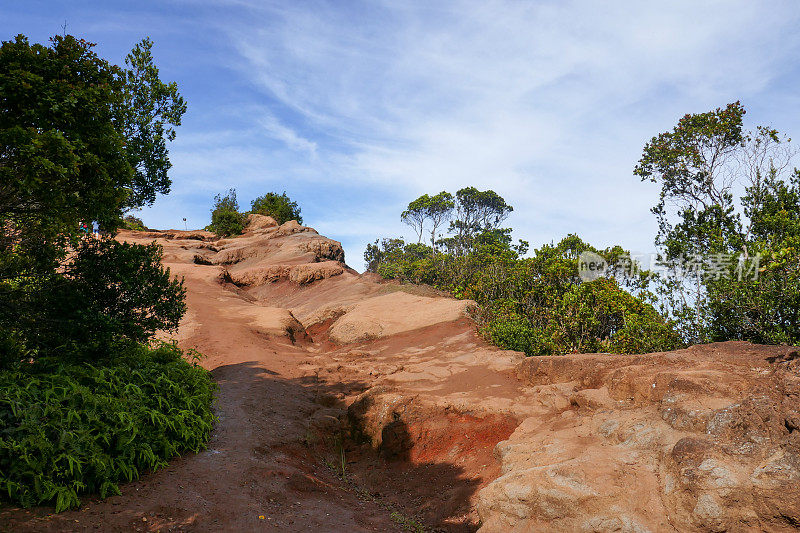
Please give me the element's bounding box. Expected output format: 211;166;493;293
0;225;519;532
4;220;799;532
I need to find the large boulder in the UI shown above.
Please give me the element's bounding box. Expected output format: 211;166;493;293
476;343;800;532
328;292;473;344
245;213;279;231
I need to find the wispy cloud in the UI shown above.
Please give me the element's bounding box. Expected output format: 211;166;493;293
55;0;797;268
257;112;318;156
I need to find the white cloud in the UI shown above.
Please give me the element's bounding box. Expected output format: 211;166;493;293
143;0;800;266
257;113;318;156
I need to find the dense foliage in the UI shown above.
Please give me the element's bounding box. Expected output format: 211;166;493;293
0;34;212;512
636;102;800;345
0;342;215;512
367;188;679;355
0;33;188;357
371;104;800;354
251;191;303;225
0;35;185;284
207;188;246;237
10;239;187;365
206;189;304;236
121;214;149;231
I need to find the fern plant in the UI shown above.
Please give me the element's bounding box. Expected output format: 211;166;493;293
0;342;216;511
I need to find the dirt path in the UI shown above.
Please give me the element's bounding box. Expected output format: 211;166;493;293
1;224;520;532
1;258;417;532
6;221;796;532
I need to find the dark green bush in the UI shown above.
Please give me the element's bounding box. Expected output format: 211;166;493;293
9;238;185;365
121;215;148;231
207;189;246;237
477;248;679;356
368;194;680;357
250;191;303;225
485;313;542;356
0;342;216;512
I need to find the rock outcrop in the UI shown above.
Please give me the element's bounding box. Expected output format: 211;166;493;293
477;343;800;532
108;221;800;533
328;292;473;344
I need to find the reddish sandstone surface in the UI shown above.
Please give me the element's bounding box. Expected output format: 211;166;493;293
2;215;799;532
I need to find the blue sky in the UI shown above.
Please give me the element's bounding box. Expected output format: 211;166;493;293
4;1;800;269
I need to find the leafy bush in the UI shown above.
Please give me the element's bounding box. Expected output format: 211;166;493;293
121;215;148;231
476;240;679;356
705;239;800;344
7;238;185;366
484;311;541;355
368;193;679;356
0;342;216;512
207;189;246;237
250;191;303;225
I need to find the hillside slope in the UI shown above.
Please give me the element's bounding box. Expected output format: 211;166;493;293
4;215;799;532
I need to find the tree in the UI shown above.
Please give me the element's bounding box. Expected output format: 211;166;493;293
401;192;455;248
448;188;513;255
120;38;187;208
369;189;677;356
401;194;430;243
453;187;513;235
636;102;800;344
425;191;454;249
0;34;185;281
122;214;148;231
208;189;246;237
0;35;215;514
1;34;130;281
250;191;302;224
0;33;187;365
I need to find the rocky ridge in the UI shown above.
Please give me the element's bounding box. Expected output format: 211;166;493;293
7;215;796;532
157;216;800;531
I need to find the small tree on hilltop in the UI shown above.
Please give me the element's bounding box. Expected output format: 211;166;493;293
208;189;246;237
452;187;513;238
250;191;302;225
426;191;455;249
401;194;429;243
401;192;456;249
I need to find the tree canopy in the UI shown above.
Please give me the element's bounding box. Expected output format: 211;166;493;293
0;33;187;363
0;34;186;282
250;191;303;225
635;101;800;344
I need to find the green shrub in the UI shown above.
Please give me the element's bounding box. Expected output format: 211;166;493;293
546;277;680;355
250;191;303;225
207;189;246;237
9;238;186;366
481;277;679;356
0;342;216;511
485;314;543;356
121;215;148;231
705;240;800;345
369;205;681;357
